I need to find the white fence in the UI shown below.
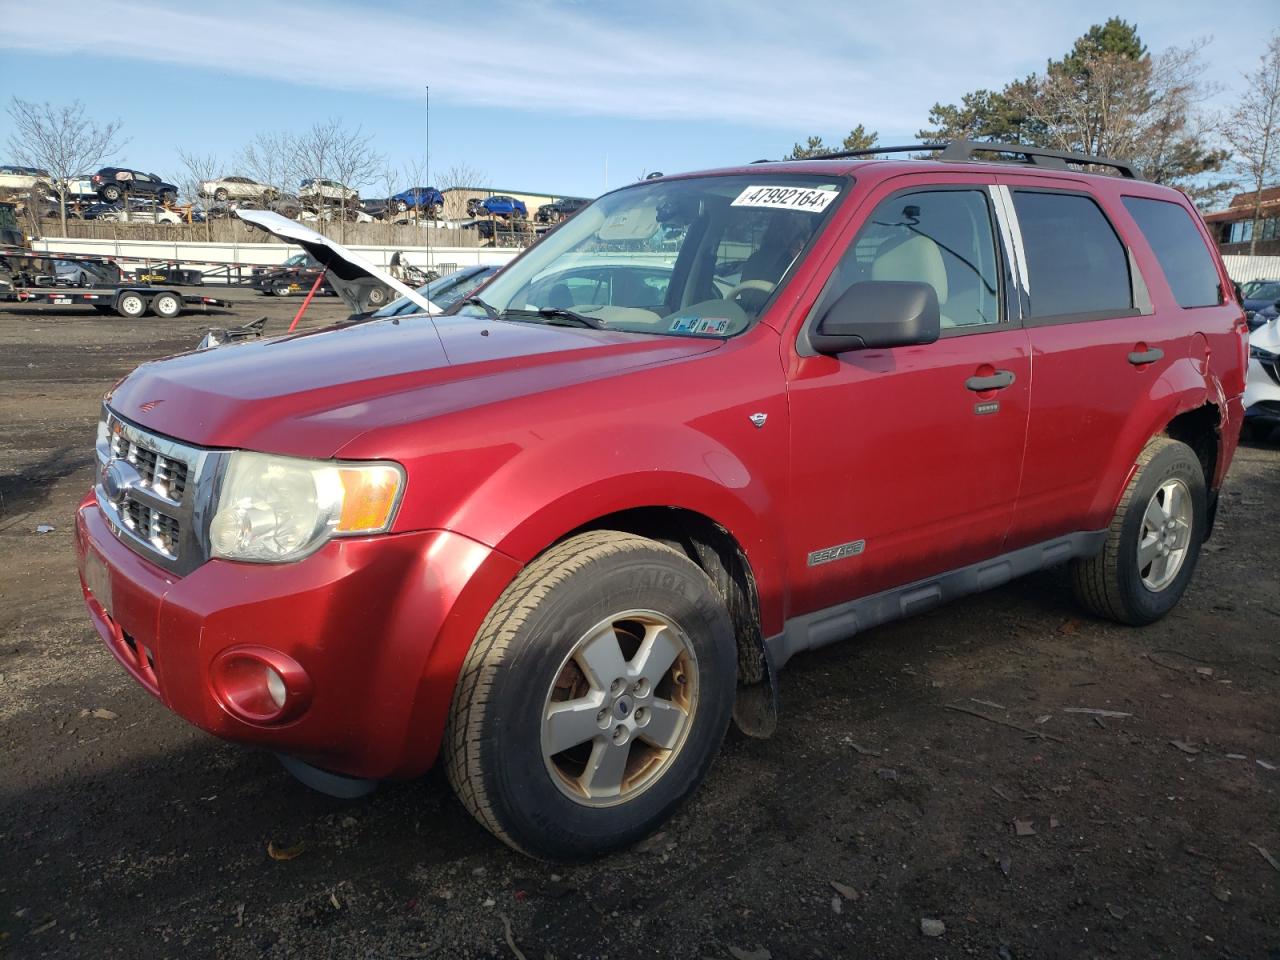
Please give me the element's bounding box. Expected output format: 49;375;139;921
29;236;521;275
1222;255;1280;283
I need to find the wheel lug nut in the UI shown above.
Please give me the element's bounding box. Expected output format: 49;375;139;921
610;678;625;696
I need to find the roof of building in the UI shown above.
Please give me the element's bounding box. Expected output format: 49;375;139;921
1202;186;1280;222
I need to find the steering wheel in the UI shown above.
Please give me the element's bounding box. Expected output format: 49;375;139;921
724;279;776;301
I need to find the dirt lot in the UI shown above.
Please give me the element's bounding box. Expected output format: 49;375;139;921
1;292;1277;960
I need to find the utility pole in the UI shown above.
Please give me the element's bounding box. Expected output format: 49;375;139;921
424;84;432;271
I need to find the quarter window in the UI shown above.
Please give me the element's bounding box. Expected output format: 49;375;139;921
1013;191;1131;319
1121;196;1221;308
824;189;1001;329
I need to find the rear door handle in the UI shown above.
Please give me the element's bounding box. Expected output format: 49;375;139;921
965;370;1016;392
1128;347;1164;365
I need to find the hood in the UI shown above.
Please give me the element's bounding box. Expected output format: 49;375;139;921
108;317;721;457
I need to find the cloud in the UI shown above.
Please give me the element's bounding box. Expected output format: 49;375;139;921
0;0;1254;134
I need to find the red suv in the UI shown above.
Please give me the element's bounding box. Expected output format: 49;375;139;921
75;141;1248;861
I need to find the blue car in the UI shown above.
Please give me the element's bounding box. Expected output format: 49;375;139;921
391;186;444;214
470;194;528;220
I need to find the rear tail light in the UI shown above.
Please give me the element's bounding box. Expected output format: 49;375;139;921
211;646;312;725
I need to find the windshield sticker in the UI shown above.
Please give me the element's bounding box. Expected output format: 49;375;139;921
731;185;838;214
669;315;730;335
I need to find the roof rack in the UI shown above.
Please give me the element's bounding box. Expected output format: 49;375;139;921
766;140;1139;179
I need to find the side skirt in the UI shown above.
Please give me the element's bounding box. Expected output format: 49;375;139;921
765;531;1106;670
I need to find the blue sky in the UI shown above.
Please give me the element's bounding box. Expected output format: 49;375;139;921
0;0;1274;199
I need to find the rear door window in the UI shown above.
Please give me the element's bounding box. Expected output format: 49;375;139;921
1012;191;1132;320
1121;196;1221;308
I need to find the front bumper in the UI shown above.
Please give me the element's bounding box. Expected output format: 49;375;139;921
1244;355;1280;422
75;494;521;779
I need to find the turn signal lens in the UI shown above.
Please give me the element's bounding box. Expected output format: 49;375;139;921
336;465;403;533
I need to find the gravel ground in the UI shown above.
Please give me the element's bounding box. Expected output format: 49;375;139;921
1;292;1277;959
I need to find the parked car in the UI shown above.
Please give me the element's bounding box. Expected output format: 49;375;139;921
53;258;122;287
76;142;1247;862
249;252;332;296
91;168;179;204
535;197;590;223
1243;316;1280;440
0;165;54;198
298;178;358;203
85;198;182;224
370;264;500;317
390;186;444;215
470;194;527;219
200;176;278;203
1240;278;1280;331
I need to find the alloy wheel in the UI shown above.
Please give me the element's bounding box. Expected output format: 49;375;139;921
541;610;698;807
1138;477;1193;591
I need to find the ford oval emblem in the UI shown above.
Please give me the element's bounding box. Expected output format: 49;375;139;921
100;459;140;504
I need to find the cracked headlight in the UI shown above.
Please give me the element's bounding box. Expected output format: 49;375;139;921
209;452;404;563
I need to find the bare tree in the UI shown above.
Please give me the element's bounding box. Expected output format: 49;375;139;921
176;148;219;240
6;97;126;232
328;122;383;242
437;162;487;219
1224;31;1280;254
239;131;294;199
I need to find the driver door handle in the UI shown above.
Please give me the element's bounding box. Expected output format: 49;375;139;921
1128;347;1164;365
965;370;1016;392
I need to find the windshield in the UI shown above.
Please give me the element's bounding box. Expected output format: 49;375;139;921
372;267;497;318
1243;280;1280;301
453;173;845;337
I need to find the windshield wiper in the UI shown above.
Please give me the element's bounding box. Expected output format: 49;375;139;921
534;306;607;329
458;296;499;320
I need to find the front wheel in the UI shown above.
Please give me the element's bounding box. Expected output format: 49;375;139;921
445;531;736;861
1071;437;1206;625
115;292;148;318
214;188;229;202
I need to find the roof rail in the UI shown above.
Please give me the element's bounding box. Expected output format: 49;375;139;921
770;139;1140;179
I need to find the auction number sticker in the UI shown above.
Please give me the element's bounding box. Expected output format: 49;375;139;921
731;185;838;213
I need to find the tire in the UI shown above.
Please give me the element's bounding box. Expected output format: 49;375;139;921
271;279;293;297
365;285;388;308
445;531;737;861
151;292;182;319
1071;437;1206;626
160;190;177;205
100;184;122;203
116;293;148;318
396;200;408;213
214;188;229;202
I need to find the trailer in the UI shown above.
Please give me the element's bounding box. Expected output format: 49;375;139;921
9;286;229;318
1;246;229;317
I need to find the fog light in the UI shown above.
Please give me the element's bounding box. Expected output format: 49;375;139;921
210;646;312;725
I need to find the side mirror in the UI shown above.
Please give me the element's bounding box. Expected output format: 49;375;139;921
810;280;941;354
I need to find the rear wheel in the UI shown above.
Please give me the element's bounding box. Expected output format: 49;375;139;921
445;531;736;861
214;188;229;202
1071;437;1206;625
115;293;148;318
151;292;182;319
365;285;389;308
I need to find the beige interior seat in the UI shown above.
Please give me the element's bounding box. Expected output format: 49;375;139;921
870;234;955;327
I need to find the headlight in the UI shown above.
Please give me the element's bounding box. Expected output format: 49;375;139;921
209;452;404;563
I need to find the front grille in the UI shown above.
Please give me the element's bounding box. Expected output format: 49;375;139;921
96;408;218;576
108;431;189;501
122;499;182;558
